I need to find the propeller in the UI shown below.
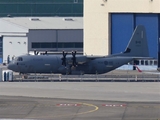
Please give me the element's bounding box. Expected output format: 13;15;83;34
34;50;39;55
45;50;47;55
72;51;77;67
43;50;47;55
61;51;68;66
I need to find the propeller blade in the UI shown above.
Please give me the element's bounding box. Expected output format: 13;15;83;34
34;50;39;55
61;51;67;66
72;51;77;67
45;51;47;55
34;50;36;55
36;51;39;55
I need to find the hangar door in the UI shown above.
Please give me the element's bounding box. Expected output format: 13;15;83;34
111;13;159;58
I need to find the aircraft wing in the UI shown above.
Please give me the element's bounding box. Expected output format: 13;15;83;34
132;57;153;60
66;55;106;64
66;55;152;65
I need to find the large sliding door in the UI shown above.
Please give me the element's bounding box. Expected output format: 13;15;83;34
111;14;134;54
111;13;159;58
135;14;158;58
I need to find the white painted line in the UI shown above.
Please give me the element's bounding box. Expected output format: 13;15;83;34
102;104;126;107
56;103;81;106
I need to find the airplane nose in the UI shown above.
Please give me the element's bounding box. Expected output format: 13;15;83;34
7;63;15;71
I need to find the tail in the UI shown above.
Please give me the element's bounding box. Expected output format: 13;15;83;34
122;25;149;57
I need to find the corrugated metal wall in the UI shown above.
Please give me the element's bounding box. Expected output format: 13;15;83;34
28;29;83;51
111;13;159;58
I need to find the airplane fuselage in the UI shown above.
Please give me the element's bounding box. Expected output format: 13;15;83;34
8;55;133;74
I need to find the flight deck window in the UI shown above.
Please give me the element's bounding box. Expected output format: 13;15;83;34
17;57;23;61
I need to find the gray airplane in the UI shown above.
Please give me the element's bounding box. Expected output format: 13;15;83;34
7;25;149;75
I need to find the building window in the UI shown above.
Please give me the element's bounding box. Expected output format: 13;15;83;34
63;43;74;48
57;43;64;48
75;42;83;48
32;43;41;48
51;43;57;48
41;43;52;48
32;42;83;49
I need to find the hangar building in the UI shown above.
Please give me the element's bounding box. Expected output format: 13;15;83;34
84;0;160;59
0;17;83;63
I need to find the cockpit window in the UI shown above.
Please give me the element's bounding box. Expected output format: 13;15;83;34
17;57;23;61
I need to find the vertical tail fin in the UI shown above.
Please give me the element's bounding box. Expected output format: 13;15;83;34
123;25;149;57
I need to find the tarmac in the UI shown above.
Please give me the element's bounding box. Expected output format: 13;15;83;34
0;70;160;120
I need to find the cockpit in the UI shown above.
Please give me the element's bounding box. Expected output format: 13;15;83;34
7;56;24;72
15;57;23;62
16;57;23;61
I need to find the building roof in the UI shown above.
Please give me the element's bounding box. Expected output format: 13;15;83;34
1;17;83;29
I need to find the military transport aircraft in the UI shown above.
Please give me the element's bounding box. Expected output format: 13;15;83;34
7;25;149;75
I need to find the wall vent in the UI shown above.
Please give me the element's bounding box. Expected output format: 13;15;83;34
29;18;40;21
63;18;74;21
